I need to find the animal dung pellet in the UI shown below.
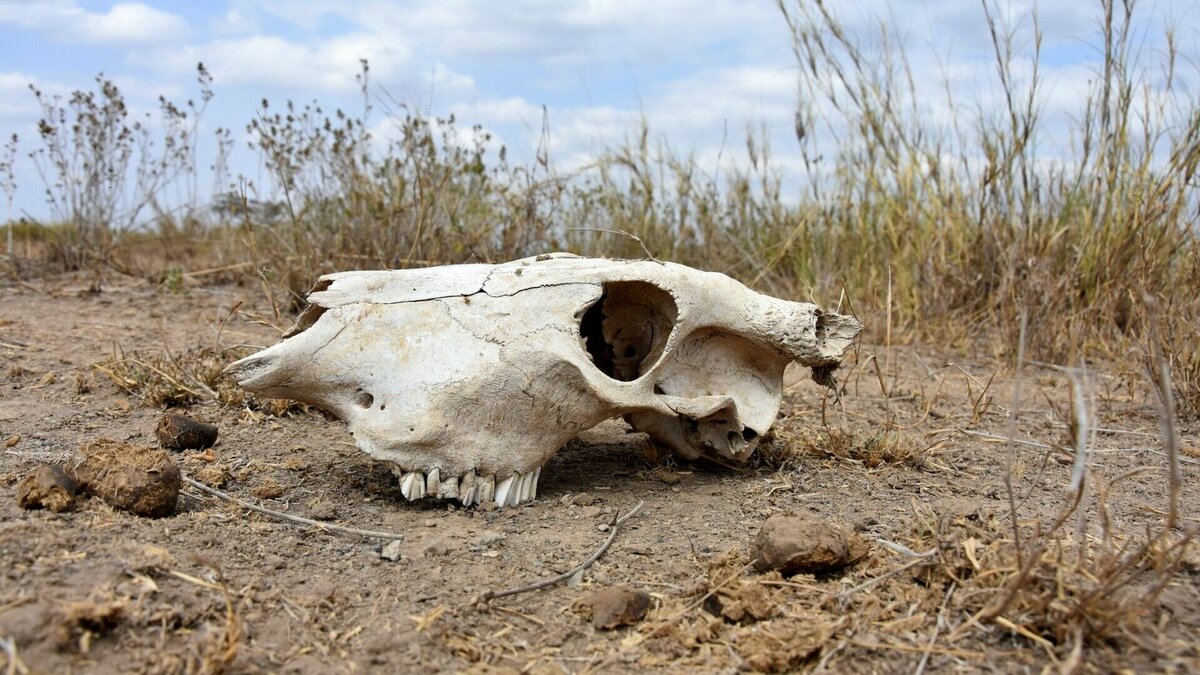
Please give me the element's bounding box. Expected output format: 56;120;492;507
751;514;868;576
155;413;218;450
16;464;78;513
72;439;181;518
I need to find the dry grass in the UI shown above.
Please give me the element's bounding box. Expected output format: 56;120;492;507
92;346;303;415
911;502;1195;663
799;427;925;469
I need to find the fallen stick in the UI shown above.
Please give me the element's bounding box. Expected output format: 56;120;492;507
475;500;645;604
181;475;406;541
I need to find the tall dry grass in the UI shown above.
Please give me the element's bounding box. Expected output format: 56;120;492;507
1;1;1197;412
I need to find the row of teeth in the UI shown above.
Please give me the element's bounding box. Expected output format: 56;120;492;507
391;466;542;507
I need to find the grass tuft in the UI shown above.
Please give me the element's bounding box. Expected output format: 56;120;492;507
92;346;303;415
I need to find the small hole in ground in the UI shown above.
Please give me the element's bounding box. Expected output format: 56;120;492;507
355;391;374;408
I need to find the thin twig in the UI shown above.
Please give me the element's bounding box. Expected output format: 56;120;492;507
567;227;662;263
1146;295;1183;532
959;429;1053;449
492;604;545;626
475;501;645;604
182;475;406;540
913;582;956;675
1004;309;1028;567
813;638;847;673
1;636;30;675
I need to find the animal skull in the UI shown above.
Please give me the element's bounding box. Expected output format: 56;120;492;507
227;254;860;507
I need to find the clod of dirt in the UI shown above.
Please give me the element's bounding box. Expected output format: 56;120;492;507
17;464;78;512
751;514;867;576
155;413;219;450
4;434;19;448
72;439;180;518
584;585;652;630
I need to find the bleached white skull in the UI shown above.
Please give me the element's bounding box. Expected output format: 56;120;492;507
227;254;860;507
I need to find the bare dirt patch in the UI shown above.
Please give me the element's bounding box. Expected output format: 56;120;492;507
2;275;1197;673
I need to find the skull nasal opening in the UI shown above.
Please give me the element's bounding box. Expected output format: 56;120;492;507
579;280;678;382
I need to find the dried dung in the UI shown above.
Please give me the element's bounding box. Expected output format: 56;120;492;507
72;439;180;518
751;514;867;576
585;585;652;629
156;413;218;450
733;620;832;673
17;464;78;512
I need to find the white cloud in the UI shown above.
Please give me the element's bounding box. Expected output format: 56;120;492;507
440;64;800;177
211;7;260;36
232;0;781;64
143;33;411;92
0;1;186;45
0;72;37;118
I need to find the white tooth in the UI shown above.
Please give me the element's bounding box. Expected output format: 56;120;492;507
478;475;495;505
515;473;527;503
511;475;525;506
507;474;524;507
400;472;418;500
402;471;425;500
519;472;533;503
440;476;459;499
532;466;541;498
495;474;516;507
460;470;477;505
426;468;440;495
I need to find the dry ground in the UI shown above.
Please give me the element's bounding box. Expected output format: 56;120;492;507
1;274;1197;673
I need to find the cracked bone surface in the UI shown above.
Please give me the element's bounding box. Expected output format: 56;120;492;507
227;253;861;507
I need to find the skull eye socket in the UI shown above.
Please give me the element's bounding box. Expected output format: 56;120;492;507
580;281;678;382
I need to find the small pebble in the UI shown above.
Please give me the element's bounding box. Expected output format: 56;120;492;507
584;586;651;630
422;539;450;557
477;530;506;547
380;540;403;562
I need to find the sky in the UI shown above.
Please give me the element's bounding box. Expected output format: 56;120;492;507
1;0;1197;221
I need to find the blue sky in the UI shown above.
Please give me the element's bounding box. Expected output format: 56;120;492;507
1;0;1198;221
